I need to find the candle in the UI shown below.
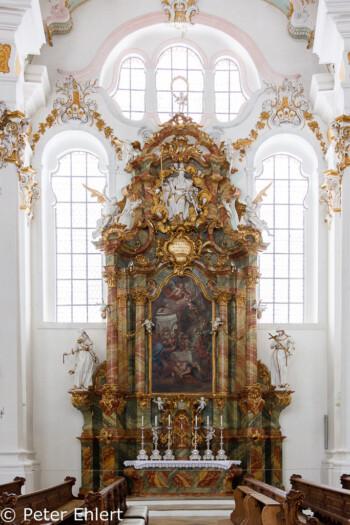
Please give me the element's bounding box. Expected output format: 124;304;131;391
195;415;198;426
142;415;144;427
220;414;223;427
155;415;158;426
168;414;171;425
207;416;209;426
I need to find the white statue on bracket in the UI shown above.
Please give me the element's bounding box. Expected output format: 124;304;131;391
241;183;272;236
63;329;99;390
161;162;199;221
269;328;295;389
222;198;240;230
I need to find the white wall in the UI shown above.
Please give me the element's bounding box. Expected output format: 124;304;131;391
258;327;328;489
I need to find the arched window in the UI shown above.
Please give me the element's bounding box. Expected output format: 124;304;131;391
51;150;105;322
114;56;146;120
214;58;247;122
156;45;204;123
256;154;309;323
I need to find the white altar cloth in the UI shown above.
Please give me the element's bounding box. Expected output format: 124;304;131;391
124;460;241;470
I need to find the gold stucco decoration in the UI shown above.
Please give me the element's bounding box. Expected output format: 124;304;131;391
0;44;11;74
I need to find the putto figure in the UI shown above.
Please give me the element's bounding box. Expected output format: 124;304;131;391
269;328;295;389
64;330;99;390
153;397;166;411
196;396;206;413
142;319;155;334
211;317;223;334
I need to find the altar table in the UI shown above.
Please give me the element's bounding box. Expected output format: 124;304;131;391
123;459;242;496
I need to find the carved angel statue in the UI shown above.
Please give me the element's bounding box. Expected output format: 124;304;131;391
251;300;267;319
269;328;295;389
84;185;127;238
100;299;110;320
85;185;143;237
153;397;166;411
211;317;223;334
142;319;155;334
122;139;138;164
63;329;99;390
196;396;206;413
242;183;272;235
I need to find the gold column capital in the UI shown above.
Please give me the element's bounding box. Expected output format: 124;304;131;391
215;289;233;305
244;267;261;288
103;266;118;287
132;289;149;306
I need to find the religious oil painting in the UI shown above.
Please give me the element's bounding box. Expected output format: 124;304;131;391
151;275;213;393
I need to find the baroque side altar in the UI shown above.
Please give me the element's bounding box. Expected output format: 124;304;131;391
69;114;292;496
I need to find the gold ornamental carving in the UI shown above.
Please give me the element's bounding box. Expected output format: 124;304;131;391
0;103;30;169
213;394;226;413
103;267;118;287
132;289;150;306
19;167;40;222
329;115;350;173
98;429;113;444
267;389;293;415
69;390;92;411
162;0;199;25
31;76;123;158
244;268;261;289
156;226;211;276
117;292;128;307
99;384;126;416
235;293;246;308
215;290;232;306
137;395;150;412
0;44;11;74
238;384;265;415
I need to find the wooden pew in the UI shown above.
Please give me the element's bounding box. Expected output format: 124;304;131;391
84;477;148;525
0;477;25;496
341;474;350;491
242;474;319;525
291;474;350;525
231;485;256;525
243;492;282;525
0;476;84;524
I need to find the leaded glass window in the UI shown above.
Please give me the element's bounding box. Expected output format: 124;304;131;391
114;56;146;120
214;58;247;121
51;151;105;322
156;45;204;123
256;154;309;323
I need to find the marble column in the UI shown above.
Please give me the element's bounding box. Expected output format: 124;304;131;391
117;292;129;392
132;290;149;393
216;291;231;393
103;266;119;386
244;267;259;386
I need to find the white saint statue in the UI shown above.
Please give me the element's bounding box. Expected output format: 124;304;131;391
269;329;295;389
162;162;199;221
65;329;99;390
222;197;239;230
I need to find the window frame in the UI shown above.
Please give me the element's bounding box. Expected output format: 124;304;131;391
113;54;146;121
40;130;112;326
155;44;204;123
214;56;248;122
251;135;320;326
